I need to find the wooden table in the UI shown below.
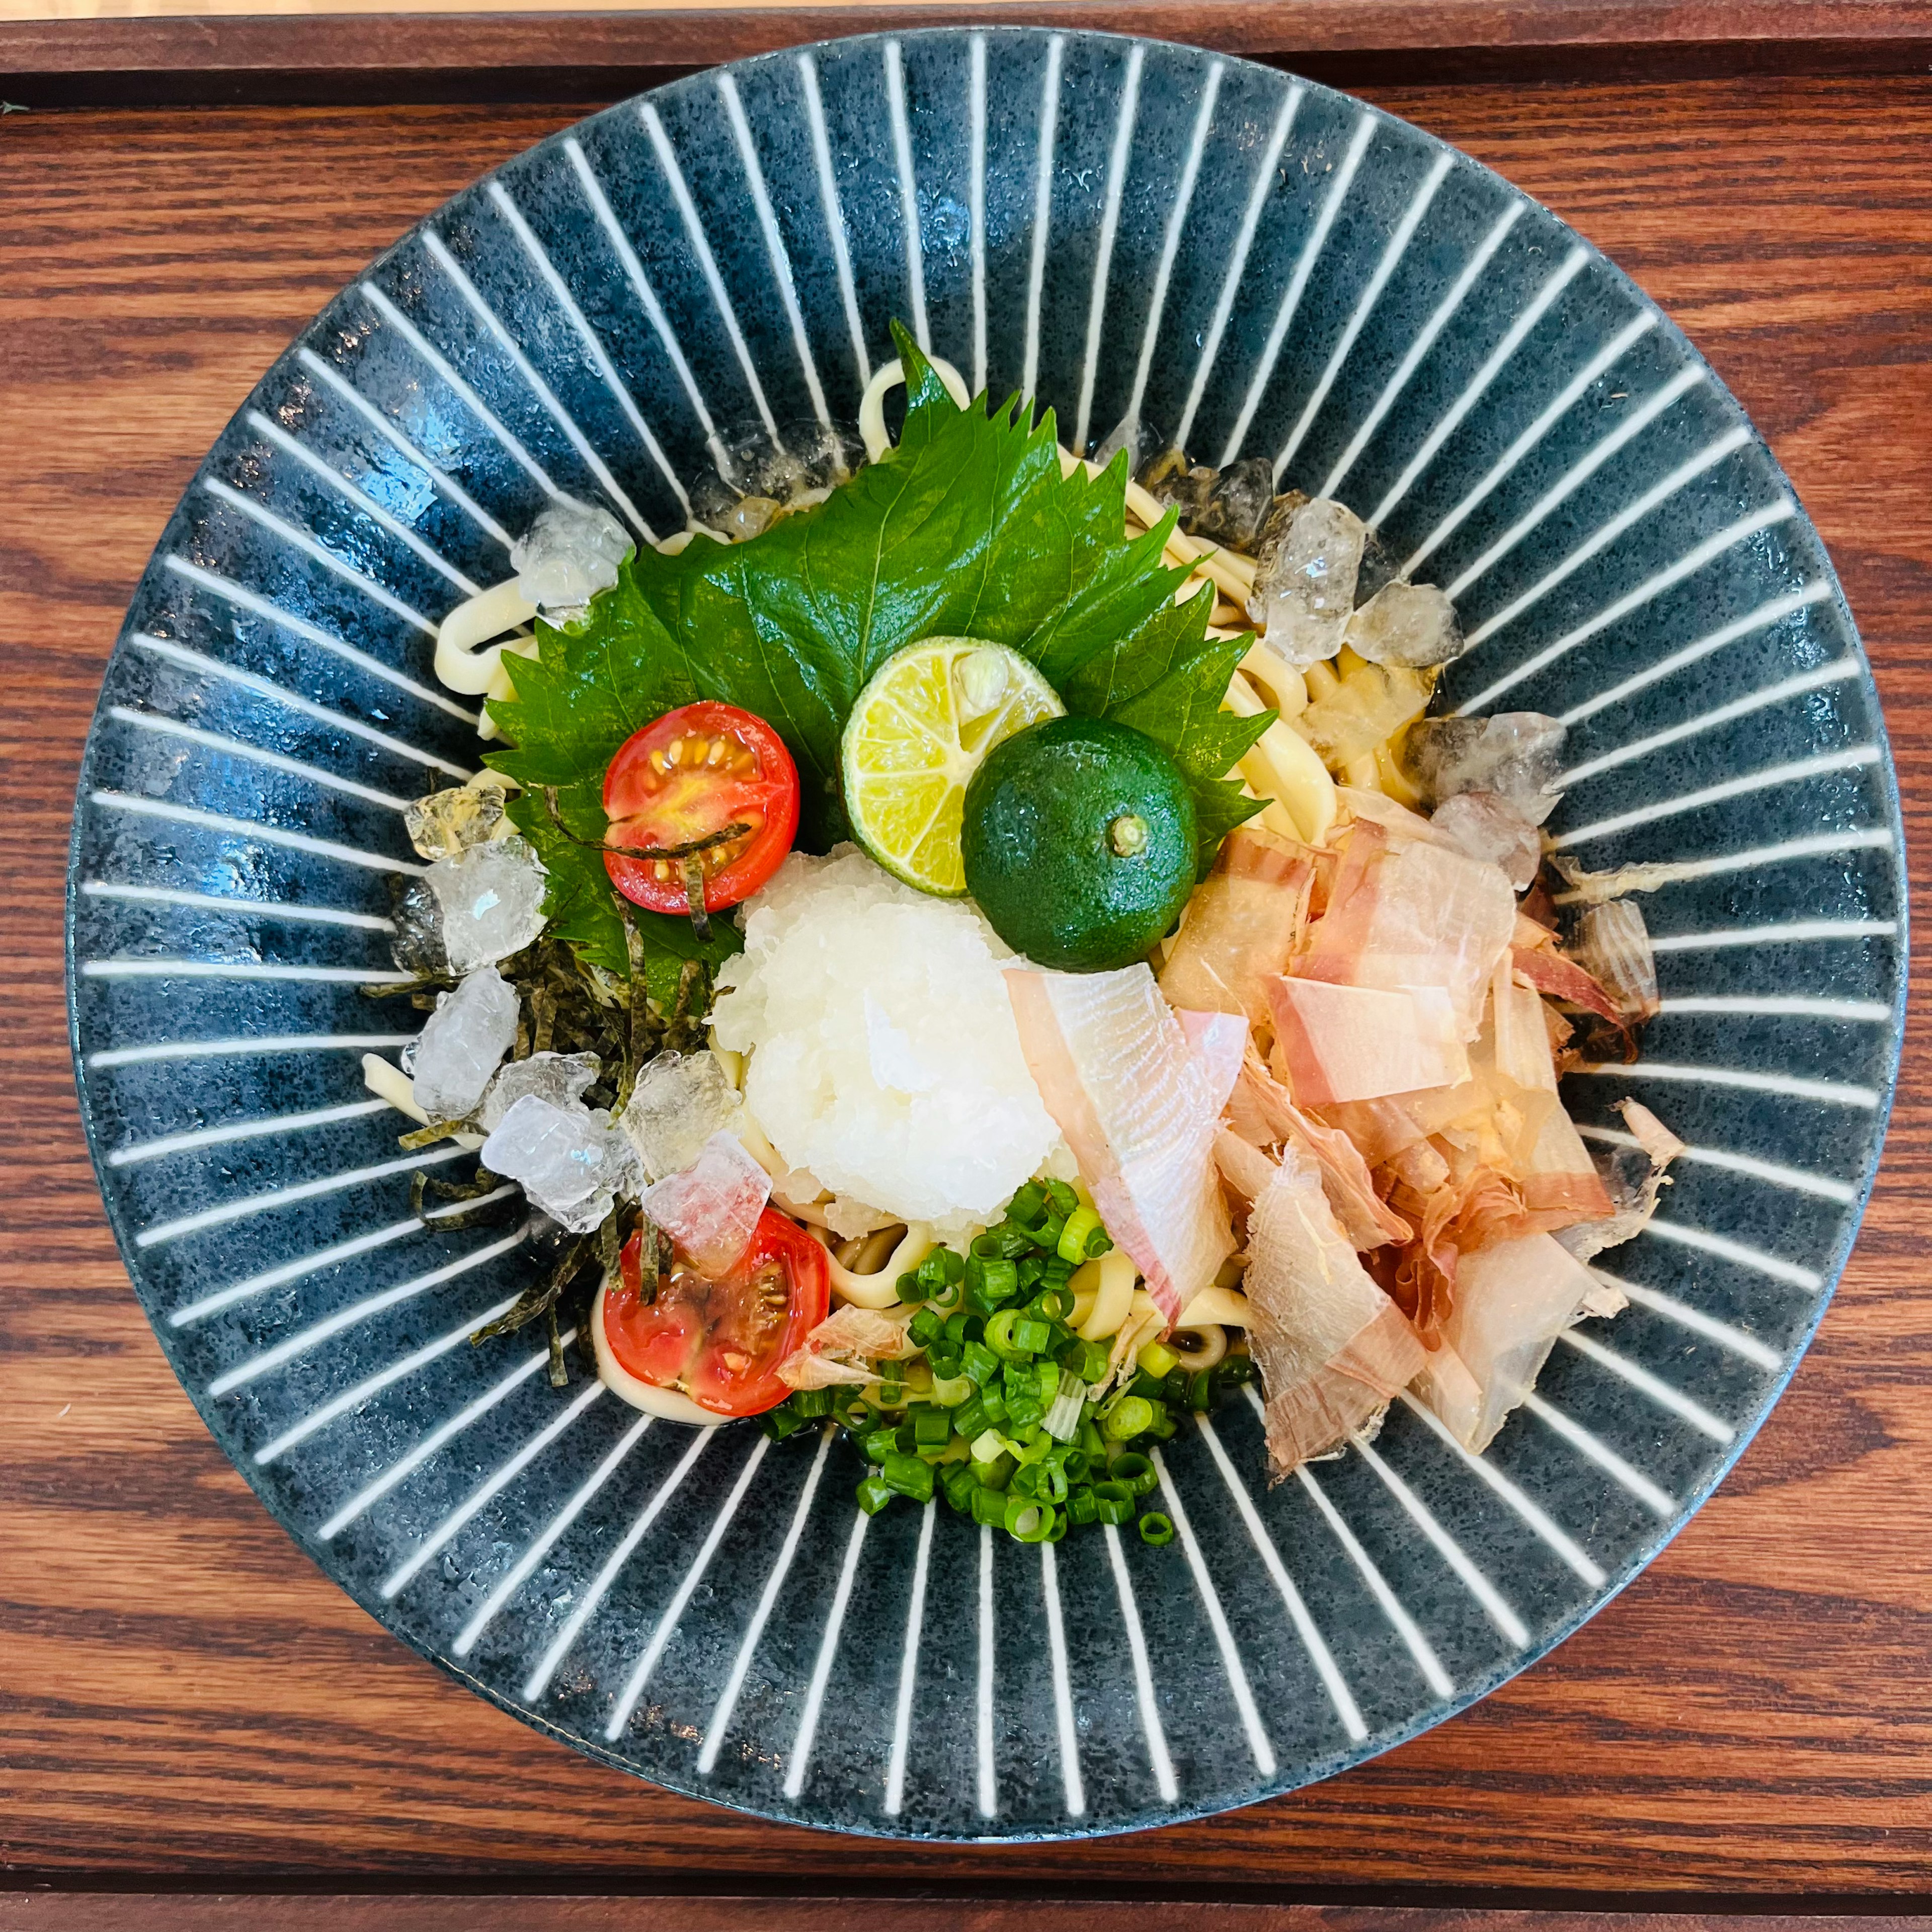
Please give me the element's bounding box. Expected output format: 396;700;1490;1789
2;53;1929;1925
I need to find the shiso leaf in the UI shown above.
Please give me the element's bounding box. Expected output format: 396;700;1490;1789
485;317;1272;965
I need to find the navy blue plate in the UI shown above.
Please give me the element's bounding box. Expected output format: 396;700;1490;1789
67;30;1904;1840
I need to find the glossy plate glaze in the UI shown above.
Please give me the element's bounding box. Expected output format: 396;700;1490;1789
66;29;1904;1840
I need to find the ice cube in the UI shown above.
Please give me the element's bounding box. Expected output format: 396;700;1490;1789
511;500;631;623
477;1050;602;1133
642;1130;773;1275
1429;791;1543;889
481;1093;640;1235
1193;458;1275;550
412;965;519;1121
1245;497;1366;666
428;834;549;974
621;1049;743;1183
404;779;508;862
1344;580;1465;669
389;874;449;979
1403;713;1566;824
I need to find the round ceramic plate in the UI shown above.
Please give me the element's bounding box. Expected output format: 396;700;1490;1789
68;29;1904;1841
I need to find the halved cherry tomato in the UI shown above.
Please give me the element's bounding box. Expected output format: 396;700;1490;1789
602;700;799;917
604;1206;828;1417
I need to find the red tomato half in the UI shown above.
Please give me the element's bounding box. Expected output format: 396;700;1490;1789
602;700;799;916
604;1207;829;1417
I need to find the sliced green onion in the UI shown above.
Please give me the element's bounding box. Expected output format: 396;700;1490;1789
970;1427;1006;1464
1056;1205;1102;1265
907;1307;945;1348
882;1452;935;1503
1003;1495;1053;1543
1217;1351;1256;1388
1091;1480;1135;1526
1008;1181;1046;1225
930;1372;975;1408
912;1405;951;1447
941;1463;978;1512
1012;1314;1052;1354
1033;1359;1062;1403
985;1309;1028;1361
1066;1485;1099;1526
960;1340;1000;1387
1102;1396;1154;1442
762;1405;808;1442
1187;1367;1215;1413
1137;1339;1179;1379
1042;1178;1079;1218
861;1426;899;1464
978;1451;1015;1493
897;1269;929;1305
792;1388;834;1419
1110;1451;1157;1497
1057;1335;1109;1384
1137;1510;1175;1547
969;1483;1006;1527
856;1473;893;1515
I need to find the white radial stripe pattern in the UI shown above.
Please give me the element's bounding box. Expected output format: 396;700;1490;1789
562;137;736;481
1558;1328;1734;1442
716;73;832;428
977;1521;996;1815
126;631;473;777
85;958;411;986
784;1507;871;1800
1295;1462;1457;1697
1321;200;1521;502
1660;994;1891;1022
89;790;425;877
244;409;481;594
1396;1394;1605;1588
323;1333;555;1541
1520;1394;1676;1516
255;1297;527;1468
1643;1217;1824;1292
206;1220;521;1392
1577;1122;1858;1206
145;1143;470;1255
486;181;694;512
1118;60;1222;447
1458;426;1755;652
1173;86;1301;456
195;1187;523;1333
159;555;478;723
693;1428;831;1767
1039;1539;1085;1818
91;1031;413;1071
1588;1270;1785;1370
454;1411;656;1657
795;55;870;392
603;1437;769;1739
1557;582;1834;729
1220;113;1375;467
83;880;395;932
201;476;439;636
1571;1059;1881;1108
1552;827;1894;902
360;280;568;500
1020;35;1065;408
1072;40;1145;455
883;41;930;356
421;229;655;540
1198;1412;1366;1739
1442;363;1702;597
110;1096;390;1168
295;346;514;549
1649;917;1897;953
639;103;783;450
1552;747;1882;848
381;1381;606;1599
1349;1429;1531;1647
1366;245;1588;529
523;1423;718;1702
113;702;416;811
1401;310;1656;579
1274;151;1453;478
1102;1523;1178;1804
883;1500;936;1817
968;36;988;399
1560;660;1860;786
1150;1449;1275;1775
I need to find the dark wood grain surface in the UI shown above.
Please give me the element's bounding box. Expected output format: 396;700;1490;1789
1;70;1928;1896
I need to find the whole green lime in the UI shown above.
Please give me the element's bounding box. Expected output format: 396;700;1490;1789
961;716;1197;971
